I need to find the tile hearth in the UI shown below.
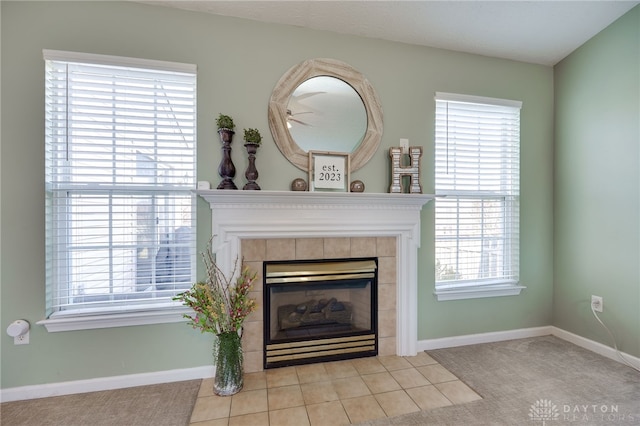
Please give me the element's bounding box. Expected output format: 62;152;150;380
189;352;482;425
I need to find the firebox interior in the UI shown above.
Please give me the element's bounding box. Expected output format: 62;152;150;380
264;258;378;368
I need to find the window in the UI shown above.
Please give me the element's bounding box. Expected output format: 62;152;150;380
42;50;197;330
434;92;524;301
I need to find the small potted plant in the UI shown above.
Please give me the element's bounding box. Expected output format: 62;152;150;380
243;128;262;145
216;113;235;131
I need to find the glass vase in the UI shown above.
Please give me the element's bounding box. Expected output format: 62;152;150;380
213;331;244;396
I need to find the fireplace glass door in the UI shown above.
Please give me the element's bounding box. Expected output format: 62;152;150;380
264;258;378;368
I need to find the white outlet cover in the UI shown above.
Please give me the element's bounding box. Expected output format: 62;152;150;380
14;331;29;345
591;296;603;313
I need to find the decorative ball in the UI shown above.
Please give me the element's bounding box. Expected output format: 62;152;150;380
291;178;308;191
350;180;365;192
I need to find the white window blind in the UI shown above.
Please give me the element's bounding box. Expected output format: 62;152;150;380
44;50;197;316
435;92;521;291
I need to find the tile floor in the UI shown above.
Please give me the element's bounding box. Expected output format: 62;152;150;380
189;352;482;425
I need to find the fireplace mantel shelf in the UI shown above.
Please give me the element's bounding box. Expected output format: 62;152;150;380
196;189;435;209
198;189;434;357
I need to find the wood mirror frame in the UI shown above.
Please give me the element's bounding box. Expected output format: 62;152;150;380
268;58;383;172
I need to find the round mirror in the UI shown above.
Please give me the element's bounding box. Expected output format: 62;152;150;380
288;76;367;153
268;58;383;172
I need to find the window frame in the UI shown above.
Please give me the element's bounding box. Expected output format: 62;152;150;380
433;92;525;301
39;50;197;331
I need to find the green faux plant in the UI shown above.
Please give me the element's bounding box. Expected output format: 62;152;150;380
173;244;257;334
243;128;262;145
216;113;235;130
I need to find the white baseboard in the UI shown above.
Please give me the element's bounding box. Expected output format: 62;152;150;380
4;326;638;403
550;326;640;369
417;326;553;351
418;325;639;370
0;365;214;403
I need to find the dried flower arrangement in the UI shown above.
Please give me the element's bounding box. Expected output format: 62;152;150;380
173;244;257;335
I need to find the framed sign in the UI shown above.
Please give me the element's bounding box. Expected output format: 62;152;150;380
308;151;350;192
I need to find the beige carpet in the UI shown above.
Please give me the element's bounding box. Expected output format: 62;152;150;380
361;336;640;425
0;380;201;426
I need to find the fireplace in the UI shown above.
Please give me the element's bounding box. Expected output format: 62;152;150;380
263;258;378;368
198;190;434;372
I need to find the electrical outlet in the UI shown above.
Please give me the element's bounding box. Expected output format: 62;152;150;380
14;331;29;345
591;295;603;313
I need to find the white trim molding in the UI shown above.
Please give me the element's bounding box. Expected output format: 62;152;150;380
0;365;214;403
37;307;191;332
434;284;527;301
43;49;197;73
198;190;434;356
419;326;640;370
418;326;553;351
551;326;640;369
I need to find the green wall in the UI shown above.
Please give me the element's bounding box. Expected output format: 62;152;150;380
1;1;553;389
554;6;640;358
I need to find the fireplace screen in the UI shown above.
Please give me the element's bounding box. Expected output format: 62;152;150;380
264;258;378;369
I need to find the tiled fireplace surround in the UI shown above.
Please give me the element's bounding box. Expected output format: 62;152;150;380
198;190;434;373
241;236;395;373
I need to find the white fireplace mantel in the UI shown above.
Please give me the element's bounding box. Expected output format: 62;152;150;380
197;190;434;356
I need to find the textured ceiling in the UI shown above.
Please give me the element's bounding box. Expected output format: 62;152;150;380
136;1;639;65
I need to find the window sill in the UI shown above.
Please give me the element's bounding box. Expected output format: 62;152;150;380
434;284;526;301
37;307;192;332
